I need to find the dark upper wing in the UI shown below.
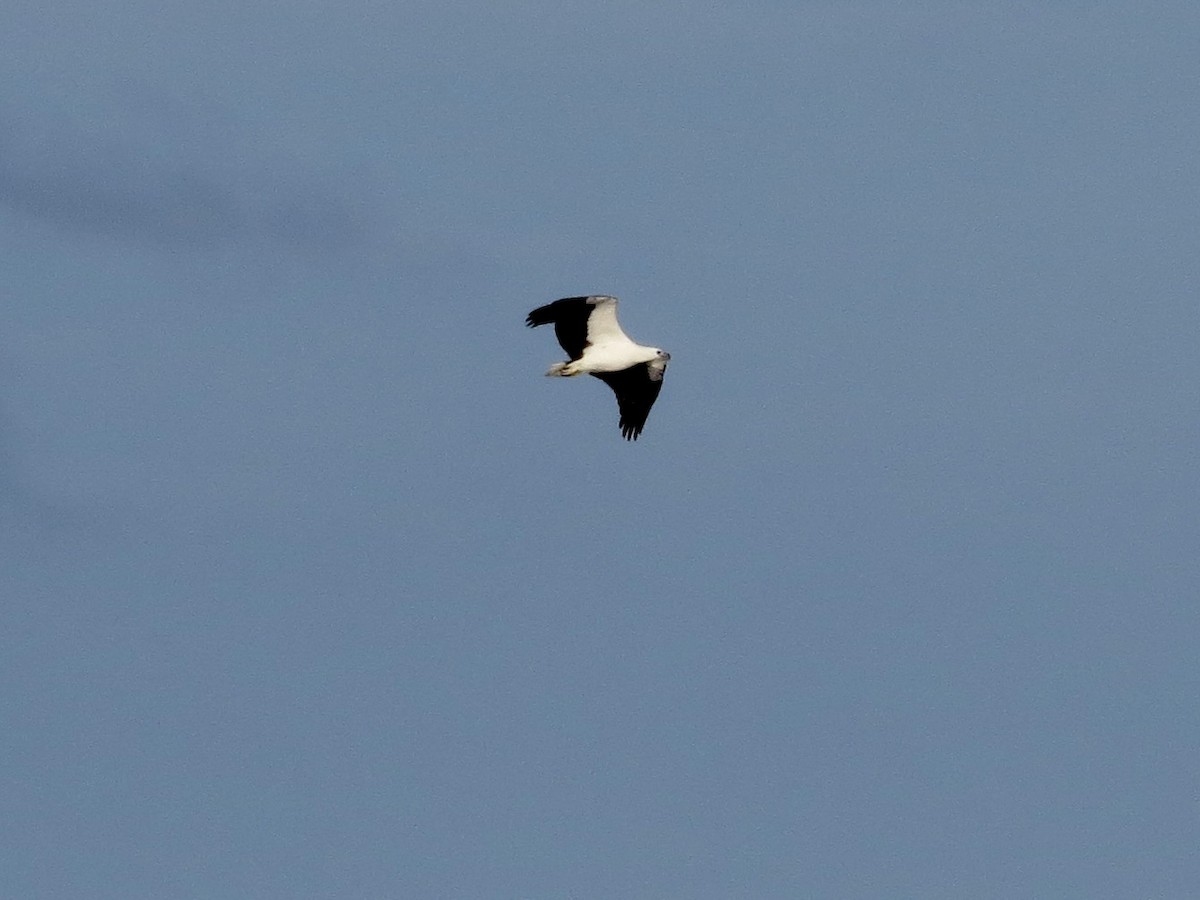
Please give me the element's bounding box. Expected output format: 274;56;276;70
591;363;665;441
525;296;593;361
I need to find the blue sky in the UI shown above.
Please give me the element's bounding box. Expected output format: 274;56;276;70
3;2;1199;896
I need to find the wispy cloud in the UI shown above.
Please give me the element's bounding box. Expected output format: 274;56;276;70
0;83;373;252
0;148;243;244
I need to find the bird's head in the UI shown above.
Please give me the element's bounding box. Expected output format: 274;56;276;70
655;349;671;362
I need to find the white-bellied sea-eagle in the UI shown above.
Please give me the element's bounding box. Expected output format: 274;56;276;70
526;295;670;441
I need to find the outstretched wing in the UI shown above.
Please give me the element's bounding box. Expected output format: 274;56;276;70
525;296;629;360
591;361;665;441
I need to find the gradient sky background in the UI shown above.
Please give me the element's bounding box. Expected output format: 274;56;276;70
3;2;1199;897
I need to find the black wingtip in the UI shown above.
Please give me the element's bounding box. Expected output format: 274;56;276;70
525;296;595;330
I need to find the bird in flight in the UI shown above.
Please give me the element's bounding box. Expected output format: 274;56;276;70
526;295;671;441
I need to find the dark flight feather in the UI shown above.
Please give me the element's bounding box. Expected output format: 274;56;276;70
524;296;593;361
591;364;664;441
